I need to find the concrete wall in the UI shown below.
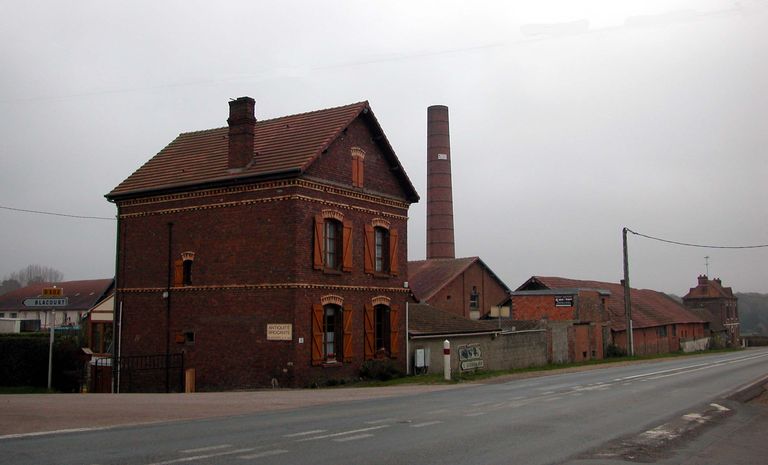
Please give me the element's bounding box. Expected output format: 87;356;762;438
409;329;547;375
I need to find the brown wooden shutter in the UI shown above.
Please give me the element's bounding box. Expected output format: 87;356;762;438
352;157;360;187
389;228;399;276
389;304;400;359
364;304;375;360
311;304;324;366
313;215;324;270
343;308;353;363
173;259;183;287
342;220;353;272
364;224;374;274
357;156;364;187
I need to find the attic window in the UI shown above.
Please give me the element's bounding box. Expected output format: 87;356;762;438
351;147;365;188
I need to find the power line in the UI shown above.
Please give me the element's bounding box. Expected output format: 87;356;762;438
626;228;768;249
0;205;116;221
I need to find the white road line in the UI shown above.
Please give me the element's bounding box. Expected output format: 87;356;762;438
179;445;232;454
282;429;326;438
147;448;256;465
541;391;555;395
0;427;98;440
425;409;449;415
464;412;488;417
364;418;396;425
471;401;493;407
296;425;389;442
411;420;443;428
333;434;374;442
239;449;289;459
710;403;731;412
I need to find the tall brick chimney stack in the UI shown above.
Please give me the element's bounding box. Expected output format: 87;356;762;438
227;96;256;170
426;105;456;259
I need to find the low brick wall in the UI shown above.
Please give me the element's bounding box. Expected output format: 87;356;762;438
409;329;547;375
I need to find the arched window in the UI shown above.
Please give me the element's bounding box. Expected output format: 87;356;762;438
374;304;391;354
374;227;389;273
323;304;343;361
324;219;342;271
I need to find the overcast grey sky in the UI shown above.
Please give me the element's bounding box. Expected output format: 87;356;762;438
1;0;766;295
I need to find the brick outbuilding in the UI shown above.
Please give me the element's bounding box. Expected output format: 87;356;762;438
682;275;739;347
106;98;419;391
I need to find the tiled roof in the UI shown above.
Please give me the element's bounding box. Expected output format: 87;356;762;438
409;303;500;336
107;101;418;201
0;279;114;312
519;276;706;331
683;276;735;300
408;257;511;302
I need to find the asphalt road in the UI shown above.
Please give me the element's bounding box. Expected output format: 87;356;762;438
3;348;768;465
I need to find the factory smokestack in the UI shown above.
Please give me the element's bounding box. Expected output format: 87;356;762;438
426;105;455;259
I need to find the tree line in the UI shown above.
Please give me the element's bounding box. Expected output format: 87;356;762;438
0;265;64;295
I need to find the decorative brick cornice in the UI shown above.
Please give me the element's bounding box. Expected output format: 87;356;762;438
116;178;409;211
118;193;408;220
118;283;411;294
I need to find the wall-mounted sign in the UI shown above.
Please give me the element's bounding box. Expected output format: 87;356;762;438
42;287;63;297
267;324;292;341
23;298;68;307
437;153;449;160
458;343;483;371
554;295;574;307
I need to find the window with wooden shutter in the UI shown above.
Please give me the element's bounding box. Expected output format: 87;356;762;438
311;304;324;366
389;305;400;359
342;220;353;272
313;215;324;270
173;259;183;287
343;308;353;363
364;224;374;274
389;228;399;276
364;304;375;360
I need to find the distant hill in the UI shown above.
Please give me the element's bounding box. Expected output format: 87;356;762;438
736;293;768;336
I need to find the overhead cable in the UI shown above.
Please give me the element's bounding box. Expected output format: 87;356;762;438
626;228;768;249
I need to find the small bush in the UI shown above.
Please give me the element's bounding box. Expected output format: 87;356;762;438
606;344;627;358
359;359;404;381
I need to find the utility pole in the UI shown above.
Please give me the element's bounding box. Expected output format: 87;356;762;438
622;228;634;356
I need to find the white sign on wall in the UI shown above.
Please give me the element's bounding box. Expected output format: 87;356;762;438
267;324;292;341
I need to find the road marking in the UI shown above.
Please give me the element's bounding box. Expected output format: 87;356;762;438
0;427;99;440
540;391;555;395
283;429;326;438
471;401;493;407
710;403;730;412
179;445;231;453
464;412;487;417
239;449;289;459
333;434;374;442
425;409;449;415
364;418;396;425
411;420;443;428
147;448;256;465
296;425;389;442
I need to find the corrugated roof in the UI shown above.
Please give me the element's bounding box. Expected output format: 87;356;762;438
107;101;418;201
0;279;114;312
519;276;706;331
408;257;511;302
409;303;500;336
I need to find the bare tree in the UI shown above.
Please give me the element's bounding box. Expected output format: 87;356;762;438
4;264;64;288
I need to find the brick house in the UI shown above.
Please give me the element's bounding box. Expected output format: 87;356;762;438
408;257;511;320
682;275;739;347
516;277;709;356
106;97;419;391
503;286;610;362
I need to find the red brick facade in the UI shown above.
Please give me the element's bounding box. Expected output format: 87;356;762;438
108;99;418;390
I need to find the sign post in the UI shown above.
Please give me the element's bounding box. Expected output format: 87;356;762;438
23;288;68;391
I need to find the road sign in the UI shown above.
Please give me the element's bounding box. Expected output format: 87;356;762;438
23;297;69;307
42;287;63;297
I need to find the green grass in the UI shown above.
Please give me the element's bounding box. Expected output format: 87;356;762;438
351;347;744;387
0;386;54;394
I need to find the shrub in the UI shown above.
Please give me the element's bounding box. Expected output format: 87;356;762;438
359;359;404;381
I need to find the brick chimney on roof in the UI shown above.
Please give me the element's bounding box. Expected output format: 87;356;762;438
227;96;256;170
698;275;709;286
426;105;455;259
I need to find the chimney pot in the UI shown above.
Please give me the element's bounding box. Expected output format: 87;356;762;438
227;97;256;170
